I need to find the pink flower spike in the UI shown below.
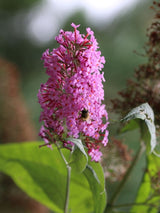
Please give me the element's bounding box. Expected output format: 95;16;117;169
38;23;109;161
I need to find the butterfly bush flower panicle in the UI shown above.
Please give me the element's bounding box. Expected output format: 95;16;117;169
38;23;109;162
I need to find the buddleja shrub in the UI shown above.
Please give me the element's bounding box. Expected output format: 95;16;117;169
0;2;160;213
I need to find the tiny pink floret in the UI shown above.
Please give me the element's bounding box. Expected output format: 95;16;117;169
89;148;103;162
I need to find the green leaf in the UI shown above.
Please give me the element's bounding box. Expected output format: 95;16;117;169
0;142;66;213
0;142;96;213
153;142;160;157
83;160;107;213
67;137;88;161
122;103;153;121
121;103;157;152
86;165;100;183
131;153;160;213
120;119;139;133
69;146;88;173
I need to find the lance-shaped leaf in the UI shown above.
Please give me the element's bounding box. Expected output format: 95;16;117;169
83;160;107;213
121;103;156;152
69;146;88;173
67;137;88;161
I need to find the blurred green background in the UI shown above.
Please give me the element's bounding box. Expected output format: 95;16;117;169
0;0;154;212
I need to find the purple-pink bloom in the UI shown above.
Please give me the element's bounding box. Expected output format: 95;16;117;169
38;23;109;162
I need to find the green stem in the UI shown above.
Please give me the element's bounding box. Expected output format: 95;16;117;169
105;142;145;212
64;165;71;213
58;146;71;213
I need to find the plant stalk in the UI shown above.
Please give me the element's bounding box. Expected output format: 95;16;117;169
58;146;71;213
65;165;71;213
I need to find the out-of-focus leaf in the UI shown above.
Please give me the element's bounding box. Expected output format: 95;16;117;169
121;103;156;152
153;142;160;157
122;103;152;121
131;153;160;213
120;119;139;133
